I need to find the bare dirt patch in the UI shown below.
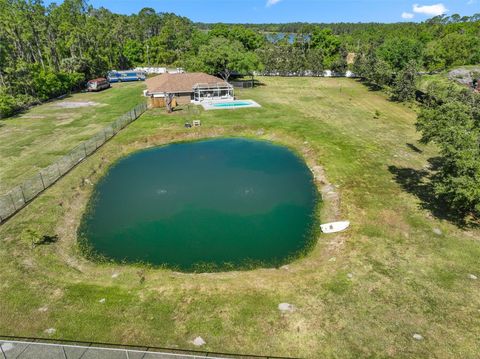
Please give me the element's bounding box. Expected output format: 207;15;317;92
54;101;101;109
55;113;79;125
19;115;46;119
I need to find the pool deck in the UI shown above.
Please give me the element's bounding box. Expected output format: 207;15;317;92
200;99;261;110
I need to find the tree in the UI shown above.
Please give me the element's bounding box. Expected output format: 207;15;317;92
305;48;324;76
136;7;161;40
123;39;144;66
391;60;418;102
310;28;341;69
187;37;260;82
209;24;264;51
354;47;393;88
331;46;348;74
377;37;423;71
416;89;480;218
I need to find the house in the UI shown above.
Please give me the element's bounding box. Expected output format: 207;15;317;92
144;72;234;108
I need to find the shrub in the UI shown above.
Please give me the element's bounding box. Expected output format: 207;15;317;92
0;92;17;118
33;70;85;100
0;91;37;118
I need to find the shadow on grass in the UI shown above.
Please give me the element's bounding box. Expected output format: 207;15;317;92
355;78;383;92
253;79;267;87
234;77;266;87
406;142;423;153
388;161;471;226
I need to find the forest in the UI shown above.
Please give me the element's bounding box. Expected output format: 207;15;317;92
1;0;480;218
1;0;479;117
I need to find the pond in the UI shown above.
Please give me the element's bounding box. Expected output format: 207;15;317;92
79;138;318;271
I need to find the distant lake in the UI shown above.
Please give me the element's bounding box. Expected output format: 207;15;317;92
265;32;310;44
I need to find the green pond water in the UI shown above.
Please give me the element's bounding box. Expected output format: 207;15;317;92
79;138;318;271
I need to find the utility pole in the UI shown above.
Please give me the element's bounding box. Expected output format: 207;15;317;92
146;44;150;66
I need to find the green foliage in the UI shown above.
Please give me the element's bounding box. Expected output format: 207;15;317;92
0;89;37;118
305;48;324;76
32;69;84;100
416;87;480;217
187;37;261;81
354;47;393;88
391;61;418;102
377;38;423;71
210;24;265;51
123;39;144;66
0;91;18;118
310;28;341;68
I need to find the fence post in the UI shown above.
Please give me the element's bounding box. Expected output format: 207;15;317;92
9;192;17;213
39;172;46;190
70;151;77;167
56;162;62;179
20;186;27;204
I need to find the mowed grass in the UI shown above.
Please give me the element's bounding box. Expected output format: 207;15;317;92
0;77;479;358
0;82;146;192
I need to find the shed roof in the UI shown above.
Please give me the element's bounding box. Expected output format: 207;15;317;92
146;72;227;94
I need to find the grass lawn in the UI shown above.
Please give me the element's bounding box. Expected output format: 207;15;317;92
0;77;479;358
0;82;146;193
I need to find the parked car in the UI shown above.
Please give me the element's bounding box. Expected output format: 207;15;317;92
86;78;110;92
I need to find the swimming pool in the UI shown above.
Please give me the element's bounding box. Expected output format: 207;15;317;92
201;99;261;110
213;101;253;107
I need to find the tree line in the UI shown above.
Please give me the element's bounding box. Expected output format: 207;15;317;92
196;13;480;34
1;0;479;115
1;0;480;219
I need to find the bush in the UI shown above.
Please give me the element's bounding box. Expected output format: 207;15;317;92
0;91;37;118
0;92;17;118
32;70;85;101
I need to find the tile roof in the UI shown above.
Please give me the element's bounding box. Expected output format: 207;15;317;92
146;72;227;93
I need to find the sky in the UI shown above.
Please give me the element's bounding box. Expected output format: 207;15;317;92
45;0;480;23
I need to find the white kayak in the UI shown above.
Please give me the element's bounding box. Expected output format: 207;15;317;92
321;221;350;234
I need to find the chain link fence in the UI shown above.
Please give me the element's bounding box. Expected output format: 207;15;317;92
0;103;148;224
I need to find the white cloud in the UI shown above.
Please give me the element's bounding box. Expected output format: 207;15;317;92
402;12;415;19
467;0;477;5
266;0;282;7
413;3;448;16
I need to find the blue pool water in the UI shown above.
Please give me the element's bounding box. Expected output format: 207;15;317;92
212;101;253;108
